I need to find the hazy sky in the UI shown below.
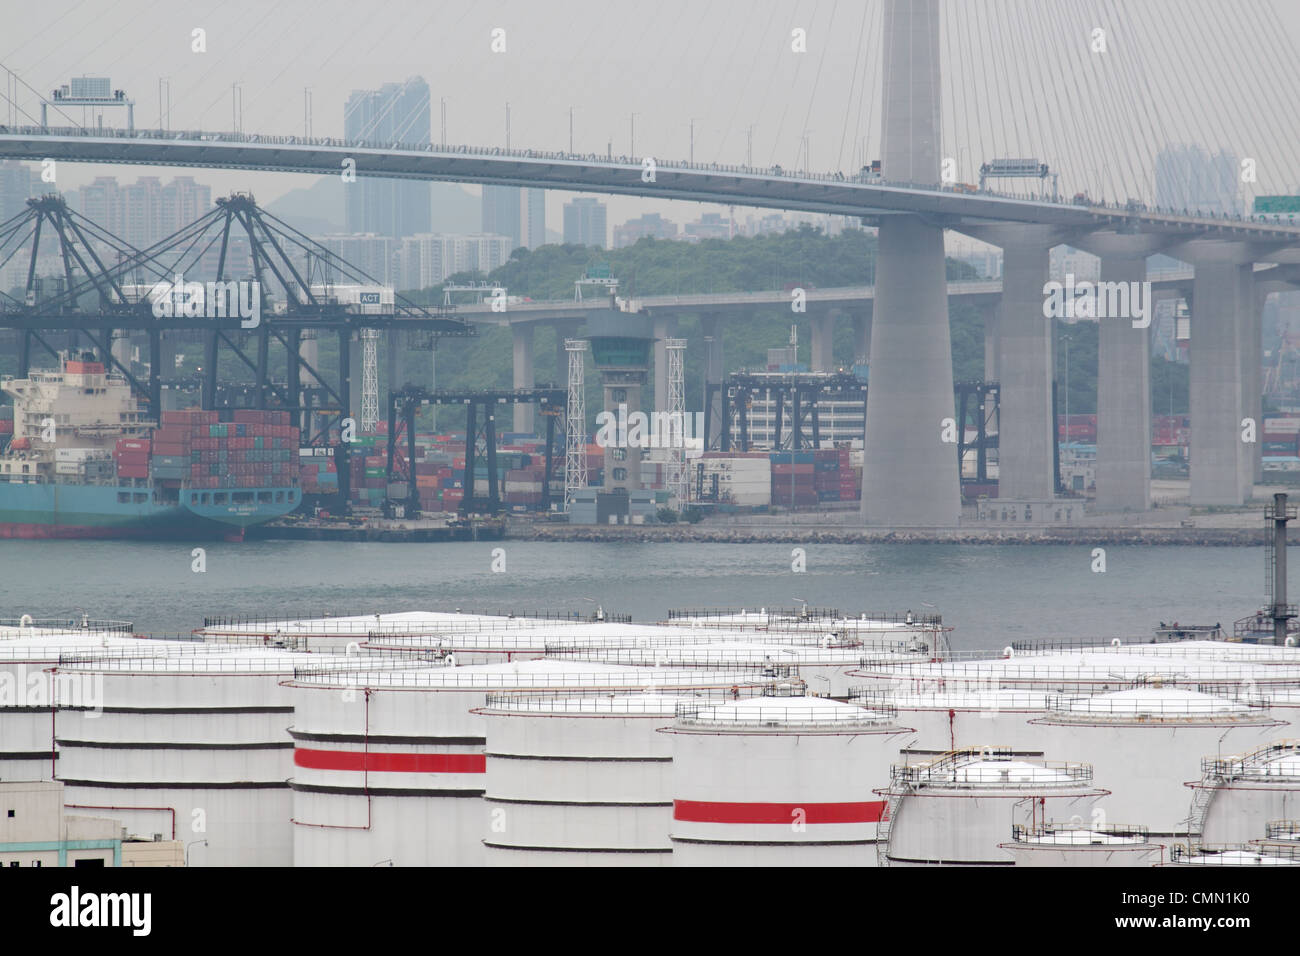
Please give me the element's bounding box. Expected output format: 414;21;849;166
4;0;1298;234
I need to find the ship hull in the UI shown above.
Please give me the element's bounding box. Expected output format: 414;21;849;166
0;483;299;541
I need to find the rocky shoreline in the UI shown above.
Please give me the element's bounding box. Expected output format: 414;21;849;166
505;524;1277;546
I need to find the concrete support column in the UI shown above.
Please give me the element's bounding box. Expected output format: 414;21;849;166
299;332;320;386
981;304;1001;383
512;323;535;435
810;310;836;372
861;0;959;526
1094;256;1151;512
702;313;724;449
1245;280;1263;486
862;215;961;525
111;330;133;372
997;231;1058;500
652;314;678;412
386;329;405;391
1189;261;1250;505
851;309;872;367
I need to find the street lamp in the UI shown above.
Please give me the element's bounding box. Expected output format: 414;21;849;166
186;839;207;866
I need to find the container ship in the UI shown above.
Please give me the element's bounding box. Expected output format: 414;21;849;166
0;353;301;539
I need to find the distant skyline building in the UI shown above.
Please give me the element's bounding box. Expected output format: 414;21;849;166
613;212;677;248
563;197;607;248
482;185;522;250
396;232;512;290
1155;145;1241;216
316;233;399;286
343;77;432;238
0;161;33;223
524;188;546;250
684;212;732;242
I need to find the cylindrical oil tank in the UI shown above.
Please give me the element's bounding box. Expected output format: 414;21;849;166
195;611;570;655
1253;819;1300;852
1162;843;1300;866
880;748;1106;866
851;652;1300;696
0;629;188;783
475;692;716;866
53;647;349;867
1195;740;1300;844
850;688;1051;752
663;695;910;867
998;823;1165;867
547;643;880;698
1032;688;1285;837
287;660;773;867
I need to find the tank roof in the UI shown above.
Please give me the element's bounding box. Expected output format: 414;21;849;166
673;695;896;729
853;687;1051;710
477;691;704;716
892;749;1095;789
289;658;775;690
1048;687;1257;720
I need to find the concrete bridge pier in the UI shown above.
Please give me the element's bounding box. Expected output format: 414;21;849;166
861;0;961;527
653;314;678;411
862;215;961;525
851;309;872;367
512;323;535;435
1094;255;1152;511
702;313;724;449
979;304;1000;383
810;310;836;372
964;224;1071;501
385;329;405;415
1172;243;1257;505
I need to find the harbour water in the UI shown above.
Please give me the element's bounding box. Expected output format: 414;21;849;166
0;540;1271;651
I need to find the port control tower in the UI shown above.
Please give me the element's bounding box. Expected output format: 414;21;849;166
586;306;654;500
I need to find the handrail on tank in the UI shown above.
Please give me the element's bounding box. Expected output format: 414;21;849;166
674;697;897;727
1010;822;1150;844
1265;820;1300;840
1170;842;1300;863
1044;692;1268;719
287;666;780;688
848;687;1049;709
0;617;134;634
889;747;1094;786
1201;739;1300;777
478;685;768;712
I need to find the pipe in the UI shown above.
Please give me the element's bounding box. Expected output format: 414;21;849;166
289;687;372;831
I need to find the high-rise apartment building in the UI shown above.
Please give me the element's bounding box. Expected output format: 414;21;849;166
524;188;546;249
344;78;432;238
562;197;607;248
482;185;522;250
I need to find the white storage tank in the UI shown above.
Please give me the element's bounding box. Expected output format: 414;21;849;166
1162;843;1300;866
999;823;1165;867
850;687;1051;752
287;660;770;867
879;747;1106;866
1253;819;1300;852
53;647;368;867
663;694;910;867
548;643;875;698
1194;740;1300;844
475;691;714;866
1032;688;1285;838
0;623;184;784
194;610;560;654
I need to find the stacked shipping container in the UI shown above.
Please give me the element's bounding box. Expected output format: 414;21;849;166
153;409;298;489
